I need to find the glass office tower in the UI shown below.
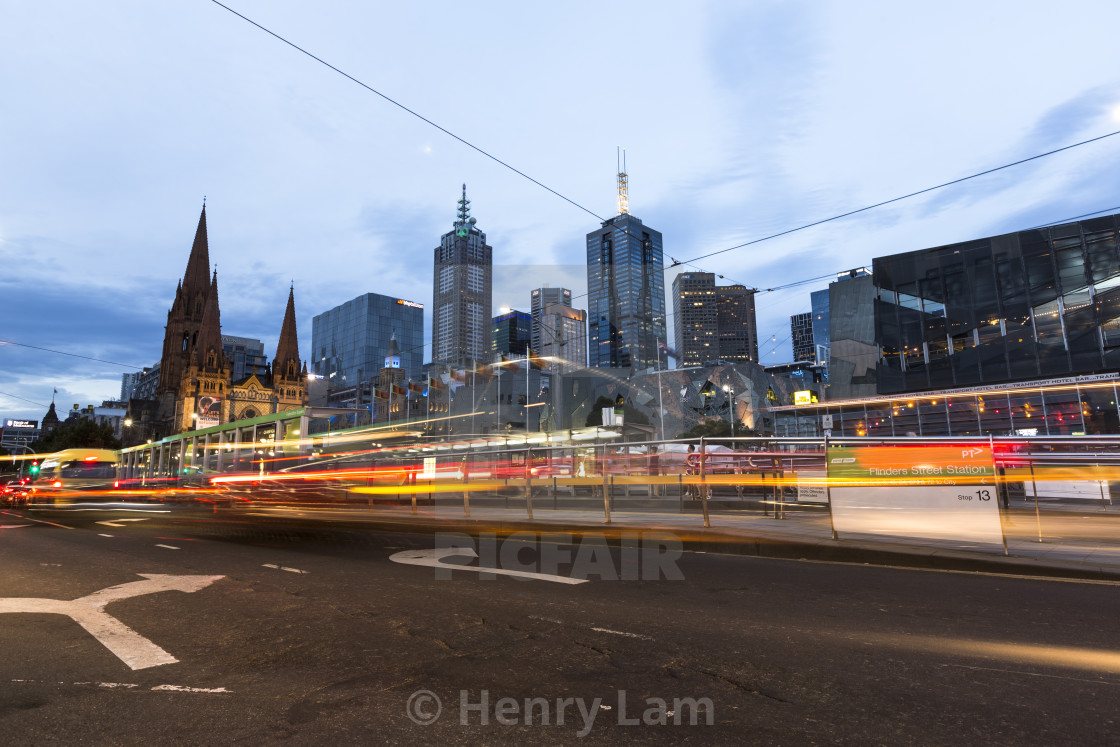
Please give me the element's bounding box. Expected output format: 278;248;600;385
311;292;424;389
875;212;1120;394
586;213;667;369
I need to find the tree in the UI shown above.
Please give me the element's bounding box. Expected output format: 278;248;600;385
31;419;121;453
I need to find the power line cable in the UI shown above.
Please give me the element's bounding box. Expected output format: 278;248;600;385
0;390;47;408
0;339;146;369
207;0;605;223
668;128;1120;271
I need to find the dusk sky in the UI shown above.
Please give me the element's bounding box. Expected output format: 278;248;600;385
3;0;1120;425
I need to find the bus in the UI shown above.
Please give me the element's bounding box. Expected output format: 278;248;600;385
29;448;119;504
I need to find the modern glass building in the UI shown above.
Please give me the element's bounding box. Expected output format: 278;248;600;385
586;213;667;370
221;335;268;381
773;211;1120;436
538;303;587;374
530;287;571;353
311;292;424;390
875;213;1120;394
492;310;531;357
791;312;814;362
433;185;492;367
772;373;1120;437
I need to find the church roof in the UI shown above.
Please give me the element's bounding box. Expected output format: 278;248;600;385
273;285;301;375
194;269;224;367
42;401;60;427
181;204;211;300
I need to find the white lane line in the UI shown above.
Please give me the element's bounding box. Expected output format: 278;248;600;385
261;564;308;574
15;679;231;693
1;513;72;529
155;544;180;550
590;627;653;640
99;533;114;538
96;518;151;527
0;524;31;529
151;684;232;693
389;548;588;585
0;574;224;669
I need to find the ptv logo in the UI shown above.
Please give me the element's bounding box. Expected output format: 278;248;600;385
961;448;984;458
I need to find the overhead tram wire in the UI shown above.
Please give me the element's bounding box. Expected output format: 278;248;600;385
210;3;1119;309
207;0;605;224
0;391;47;408
667;128;1120;273
0;339;148;370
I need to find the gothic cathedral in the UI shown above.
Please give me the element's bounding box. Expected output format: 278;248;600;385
155;205;307;435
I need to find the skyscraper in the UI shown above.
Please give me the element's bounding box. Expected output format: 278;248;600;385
311;292;424;390
530;286;571;353
673;272;718;366
586;165;666;370
539;303;587;374
433;185;492;367
791;312;815;362
492;310;531;357
673;272;758;366
716;283;758;364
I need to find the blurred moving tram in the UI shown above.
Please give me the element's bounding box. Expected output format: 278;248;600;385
28;448;119;505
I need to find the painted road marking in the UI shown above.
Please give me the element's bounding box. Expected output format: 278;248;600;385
0;524;30;529
590;627;653;640
0;573;224;669
389;547;588;585
261;564;308;574
95;518;151;527
155;544;180;550
98;534;114;538
13;679;231;693
1;512;72;529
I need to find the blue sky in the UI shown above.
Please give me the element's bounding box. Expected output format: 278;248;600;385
2;0;1120;425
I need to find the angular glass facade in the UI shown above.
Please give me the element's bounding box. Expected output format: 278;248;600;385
311;293;424;389
875;213;1120;394
772;374;1120;437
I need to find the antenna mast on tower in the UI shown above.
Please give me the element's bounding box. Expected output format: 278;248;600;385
616;147;629;216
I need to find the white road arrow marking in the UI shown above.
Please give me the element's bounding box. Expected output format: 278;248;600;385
0;574;224;670
389;548;588;585
95;518;151;527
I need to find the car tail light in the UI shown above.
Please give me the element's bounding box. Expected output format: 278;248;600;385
53;481;62;488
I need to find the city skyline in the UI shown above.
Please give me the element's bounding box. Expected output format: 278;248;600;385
3;1;1120;423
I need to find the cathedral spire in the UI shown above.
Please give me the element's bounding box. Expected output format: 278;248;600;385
181;203;211;298
194;269;223;368
273;284;301;380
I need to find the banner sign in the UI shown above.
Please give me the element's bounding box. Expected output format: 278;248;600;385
197;396;221;429
827;445;1004;547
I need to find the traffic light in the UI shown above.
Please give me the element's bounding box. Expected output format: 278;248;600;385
29;460;39;475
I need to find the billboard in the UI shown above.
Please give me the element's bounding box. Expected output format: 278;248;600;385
3;420;38;429
197;396;221;429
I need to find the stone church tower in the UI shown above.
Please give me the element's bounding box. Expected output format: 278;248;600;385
157;205;213;429
267;285;307;413
173;270;231;432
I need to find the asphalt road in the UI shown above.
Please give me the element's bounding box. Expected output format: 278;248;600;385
0;506;1118;745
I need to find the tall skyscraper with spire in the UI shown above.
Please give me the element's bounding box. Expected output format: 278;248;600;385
586;158;667;370
432;185;492;367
